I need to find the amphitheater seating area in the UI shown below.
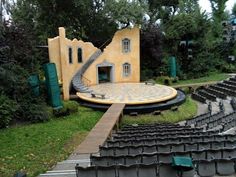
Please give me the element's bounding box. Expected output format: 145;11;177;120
191;76;236;103
75;119;236;177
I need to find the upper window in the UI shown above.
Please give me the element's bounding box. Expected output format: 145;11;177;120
123;63;131;77
77;48;82;63
68;47;73;64
122;38;131;53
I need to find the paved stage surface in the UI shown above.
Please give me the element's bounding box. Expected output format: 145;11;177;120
77;83;177;105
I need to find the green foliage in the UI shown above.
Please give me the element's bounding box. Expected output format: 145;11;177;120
0;93;17;128
0;106;103;177
122;97;197;125
104;0;147;27
53;101;79;118
63;101;79;114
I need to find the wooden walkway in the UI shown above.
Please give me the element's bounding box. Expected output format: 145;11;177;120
75;103;125;154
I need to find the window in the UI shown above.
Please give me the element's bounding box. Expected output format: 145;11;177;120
122;38;131;53
123;63;131;77
77;48;82;63
68;47;72;64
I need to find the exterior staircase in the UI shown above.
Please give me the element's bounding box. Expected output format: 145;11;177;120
72;49;102;93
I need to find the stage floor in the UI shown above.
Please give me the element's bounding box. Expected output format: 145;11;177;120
77;83;177;105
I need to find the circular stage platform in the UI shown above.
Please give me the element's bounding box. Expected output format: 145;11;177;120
75;83;186;113
77;83;177;105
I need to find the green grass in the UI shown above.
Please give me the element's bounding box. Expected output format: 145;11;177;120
122;97;197;125
0;106;103;177
172;73;228;86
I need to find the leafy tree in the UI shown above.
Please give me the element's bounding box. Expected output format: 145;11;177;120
210;0;229;21
104;0;147;28
232;3;236;16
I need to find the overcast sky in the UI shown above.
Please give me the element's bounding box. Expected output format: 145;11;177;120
199;0;235;13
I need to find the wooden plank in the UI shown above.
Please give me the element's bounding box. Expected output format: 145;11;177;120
75;103;125;154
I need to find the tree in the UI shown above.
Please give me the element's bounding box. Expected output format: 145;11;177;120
104;0;147;28
209;0;229;21
232;3;236;16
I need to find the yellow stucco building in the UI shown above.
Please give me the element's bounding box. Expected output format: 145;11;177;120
48;27;140;100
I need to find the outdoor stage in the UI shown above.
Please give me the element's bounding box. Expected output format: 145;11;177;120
75;83;186;113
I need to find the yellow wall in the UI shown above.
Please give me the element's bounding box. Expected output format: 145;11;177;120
84;27;140;85
48;27;140;100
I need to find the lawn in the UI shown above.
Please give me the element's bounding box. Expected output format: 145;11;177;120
0;106;103;177
122;97;197;125
172;73;228;86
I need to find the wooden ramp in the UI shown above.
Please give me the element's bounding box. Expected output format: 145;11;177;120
75;103;125;154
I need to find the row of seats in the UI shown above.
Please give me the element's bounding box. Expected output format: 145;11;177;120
76;158;236;177
210;85;236;97
186;112;211;125
218;82;236;91
222;118;236;131
198;90;217;101
117;126;191;134
100;139;236;156
191;92;206;103
207;112;236;129
187;111;224;127
93;147;236;165
106;133;233;147
224;79;236;86
122;123;181;130
112;129;217;140
205;87;227;99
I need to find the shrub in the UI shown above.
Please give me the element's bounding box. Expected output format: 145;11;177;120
63;101;79;114
53;107;70;117
0;94;17;128
53;101;79;118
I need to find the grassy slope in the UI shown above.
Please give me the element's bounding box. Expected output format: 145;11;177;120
0;107;103;177
122;97;197;125
172;73;228;85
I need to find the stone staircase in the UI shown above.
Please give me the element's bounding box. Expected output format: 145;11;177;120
72;49;102;93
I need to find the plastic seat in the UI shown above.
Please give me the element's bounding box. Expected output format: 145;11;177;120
222;148;236;158
158;153;173;163
144;139;156;145
100;147;114;156
216;159;235;176
198;142;210;150
158;163;177;177
91;156;109;166
197;159;216;177
129;146;143;155
185;143;198;151
157;144;171;153
76;166;96;177
118;164;138;177
138;163;157;177
206;150;222;160
115;147;128;156
191;151;206;161
142;154;158;164
143;145;157;153
125;155;141;165
211;141;224;149
171;144;184;152
215;135;227;142
225;140;236;148
97;165;116;177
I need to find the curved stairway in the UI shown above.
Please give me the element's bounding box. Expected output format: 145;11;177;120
72;49;102;93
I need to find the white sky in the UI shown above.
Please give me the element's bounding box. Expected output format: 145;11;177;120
199;0;235;13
